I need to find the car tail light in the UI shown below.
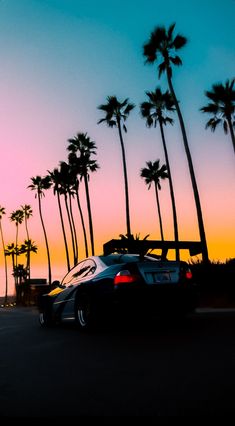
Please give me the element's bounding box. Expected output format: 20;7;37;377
114;270;138;285
185;268;193;280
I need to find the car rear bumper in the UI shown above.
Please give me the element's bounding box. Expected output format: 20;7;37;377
111;284;198;314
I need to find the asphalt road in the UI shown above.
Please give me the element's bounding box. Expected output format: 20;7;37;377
0;306;235;417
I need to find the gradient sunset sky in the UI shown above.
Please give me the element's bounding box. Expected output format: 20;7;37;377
0;0;234;293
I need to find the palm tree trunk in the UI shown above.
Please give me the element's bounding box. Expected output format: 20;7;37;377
64;193;76;266
154;183;164;241
25;217;29;241
84;174;95;256
227;116;235;154
28;251;31;282
75;188;89;258
117;119;132;238
15;224;19;286
69;193;78;264
57;192;70;271
0;223;8;304
38;194;52;285
25;219;30;279
159;120;179;260
166;68;209;263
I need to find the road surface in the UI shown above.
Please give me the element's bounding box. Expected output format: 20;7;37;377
0;306;235;416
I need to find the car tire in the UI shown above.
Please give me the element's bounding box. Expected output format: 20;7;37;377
39;309;53;327
75;293;96;331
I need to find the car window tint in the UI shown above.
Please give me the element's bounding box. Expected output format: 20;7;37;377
100;254;157;266
78;259;97;278
62;261;85;286
62;260;97;286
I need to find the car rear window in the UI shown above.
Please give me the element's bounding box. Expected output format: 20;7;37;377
100;254;157;266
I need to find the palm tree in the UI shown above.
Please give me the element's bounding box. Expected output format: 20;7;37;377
70;170;89;258
4;243;16;272
28;175;52;285
118;232;150;256
200;78;235;155
48;168;71;271
21;204;33;277
21;204;33;241
59;161;78;266
13;264;28;286
20;240;38;282
97;96;135;238
10;209;24;285
140;160;168;241
67;132;99;256
143;23;209;262
140;87;179;260
0;206;8;304
4;242;18;295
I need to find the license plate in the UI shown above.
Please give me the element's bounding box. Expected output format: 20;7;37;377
145;271;171;284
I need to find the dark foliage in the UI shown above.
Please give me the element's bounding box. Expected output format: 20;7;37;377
190;259;235;306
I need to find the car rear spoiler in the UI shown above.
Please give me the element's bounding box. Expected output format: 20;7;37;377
103;239;202;259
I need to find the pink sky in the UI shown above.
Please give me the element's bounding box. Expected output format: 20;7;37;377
0;0;234;296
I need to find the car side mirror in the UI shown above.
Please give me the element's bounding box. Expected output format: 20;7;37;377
51;280;61;288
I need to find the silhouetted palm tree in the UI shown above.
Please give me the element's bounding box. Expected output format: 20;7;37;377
21;204;32;241
140;87;179;260
21;204;33;277
67;132;99;256
10;209;24;285
28;175;52;285
20;240;38;282
4;243;16;272
97;96;135;238
70;170;89;258
119;232;150;256
13;264;28;286
4;243;19;295
59;161;78;265
200;78;235;155
140;160;168;241
143;23;209;262
0;206;8;304
48;168;71;271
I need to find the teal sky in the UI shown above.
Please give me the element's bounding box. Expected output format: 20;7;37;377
0;0;234;291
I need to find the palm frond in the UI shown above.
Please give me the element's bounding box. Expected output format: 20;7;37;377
170;55;182;66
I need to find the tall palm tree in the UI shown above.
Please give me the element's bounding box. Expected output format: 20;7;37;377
10;209;24;285
0;206;8;304
67;132;99;256
21;204;33;277
140;160;169;241
4;242;18;295
70;169;89;258
140;87;179;260
64;144;89;258
28;175;52;285
21;204;33;241
48;168;71;271
143;23;209;262
59;161;78;266
97;96;135;238
200;78;235;155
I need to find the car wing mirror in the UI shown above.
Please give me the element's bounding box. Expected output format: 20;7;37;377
51;280;61;288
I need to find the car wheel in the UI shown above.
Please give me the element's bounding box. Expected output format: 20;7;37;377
75;294;95;331
39;309;52;327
